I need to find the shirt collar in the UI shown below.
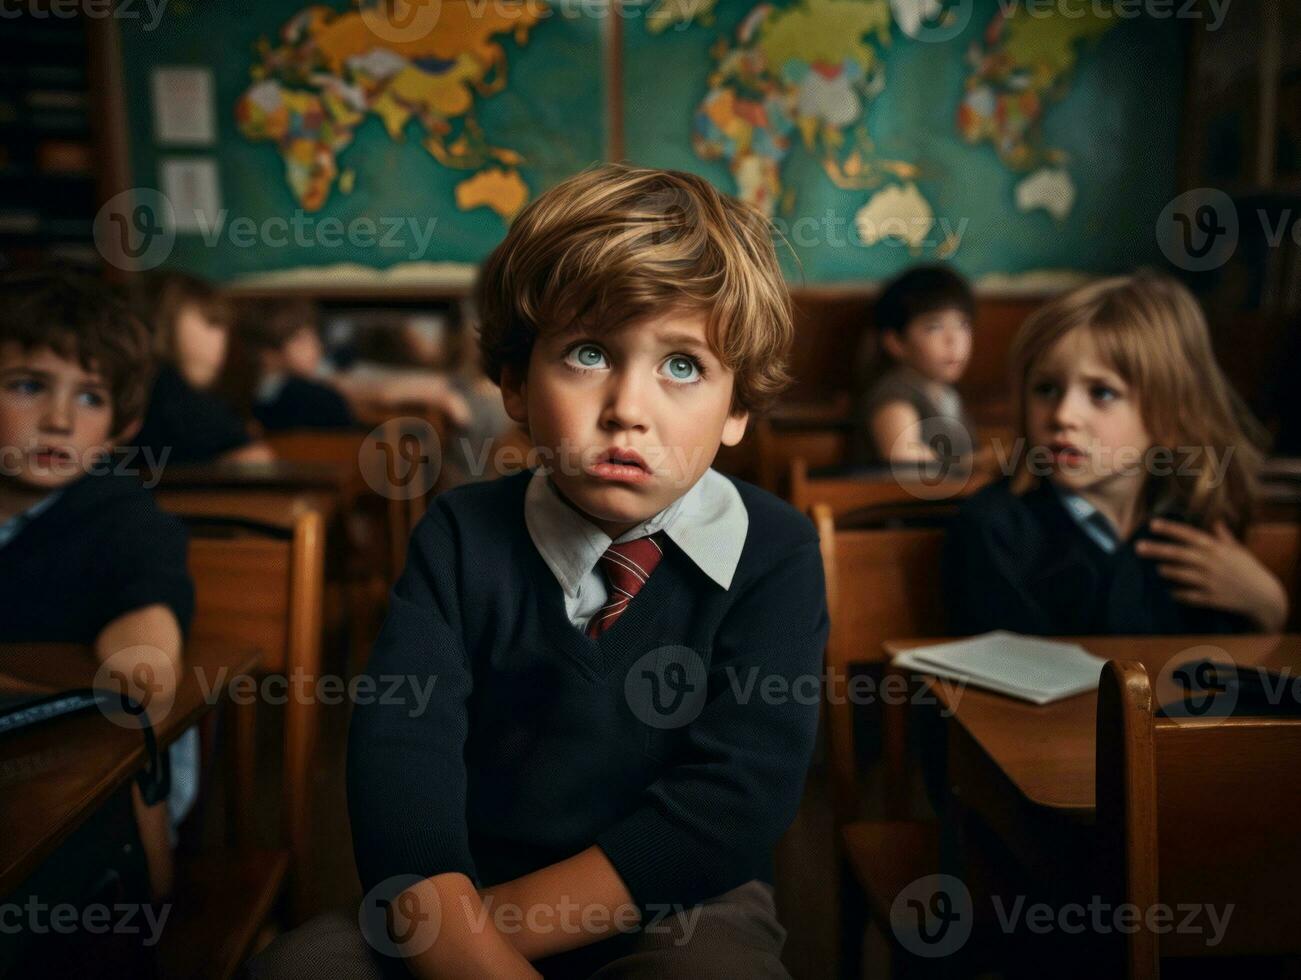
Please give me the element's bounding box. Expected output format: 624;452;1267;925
0;490;62;550
525;467;749;597
255;372;288;405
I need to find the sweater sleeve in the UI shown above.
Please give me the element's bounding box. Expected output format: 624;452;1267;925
346;507;478;894
595;536;827;911
99;496;195;637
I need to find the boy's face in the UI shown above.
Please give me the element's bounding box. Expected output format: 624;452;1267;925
501;311;748;539
282;325;325;378
882;307;972;385
175;304;228;389
1025;327;1153;499
0;342;116;491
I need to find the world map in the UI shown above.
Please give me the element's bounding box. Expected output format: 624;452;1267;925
117;0;1176;284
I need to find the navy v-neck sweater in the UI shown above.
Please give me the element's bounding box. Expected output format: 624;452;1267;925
943;477;1251;636
346;469;828;913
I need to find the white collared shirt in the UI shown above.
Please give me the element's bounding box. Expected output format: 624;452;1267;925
524;467;750;632
0;490;61;551
1052;484;1122;554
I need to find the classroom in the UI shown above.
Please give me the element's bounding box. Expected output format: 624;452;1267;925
1;0;1299;977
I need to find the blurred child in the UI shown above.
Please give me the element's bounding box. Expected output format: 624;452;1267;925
130;271;272;465
238;298;356;432
944;272;1287;635
851;264;977;465
0;269;196;906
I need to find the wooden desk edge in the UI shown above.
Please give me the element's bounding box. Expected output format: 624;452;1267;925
0;644;261;895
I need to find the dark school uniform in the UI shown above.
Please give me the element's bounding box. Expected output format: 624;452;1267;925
345;468;828;978
0;469;194;976
252;375;355;432
132;363;250;466
942;476;1251;637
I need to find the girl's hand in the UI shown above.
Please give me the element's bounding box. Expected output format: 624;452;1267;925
1135;518;1289;632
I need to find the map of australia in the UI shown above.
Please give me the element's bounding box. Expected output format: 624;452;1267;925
235;0;538;220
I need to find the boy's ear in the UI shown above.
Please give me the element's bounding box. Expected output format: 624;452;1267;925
721;410;748;448
499;363;529;426
113;418;142;445
880;330;907;362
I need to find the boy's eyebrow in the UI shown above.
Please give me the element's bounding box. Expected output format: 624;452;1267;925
0;364;108;388
653;331;712;354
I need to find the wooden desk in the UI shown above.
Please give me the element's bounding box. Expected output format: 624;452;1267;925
885;634;1301;880
889;634;1301;812
0;641;259;895
157;460;362;506
155;489;339;529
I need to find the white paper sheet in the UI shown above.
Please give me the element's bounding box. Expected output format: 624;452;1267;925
892;630;1106;705
152;67;216;146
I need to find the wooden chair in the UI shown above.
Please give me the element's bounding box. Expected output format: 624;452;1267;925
814;504;952;975
267;421;439;581
755;417;851;495
1244;521;1301;630
1096;660;1301;979
790;456;990;518
814;505;947;821
156;509;326;979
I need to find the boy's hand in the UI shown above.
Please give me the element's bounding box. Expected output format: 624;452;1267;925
1137;518;1289;632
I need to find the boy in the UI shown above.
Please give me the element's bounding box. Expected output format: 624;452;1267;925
851;263;977;465
237;298;356;432
0;269;195;955
129;270;273;465
258;165;828;979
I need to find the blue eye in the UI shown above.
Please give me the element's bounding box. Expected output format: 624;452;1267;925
1091;385;1118;403
5;378;43;396
78;390;107;409
565;344;607;370
662;355;701;383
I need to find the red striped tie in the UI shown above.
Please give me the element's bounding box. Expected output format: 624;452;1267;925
586;534;665;639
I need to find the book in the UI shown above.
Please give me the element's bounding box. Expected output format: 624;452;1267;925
892;630;1106;705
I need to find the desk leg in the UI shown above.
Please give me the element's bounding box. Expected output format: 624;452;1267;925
229;698;256;847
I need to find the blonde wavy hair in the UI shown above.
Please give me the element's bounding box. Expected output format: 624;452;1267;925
475;162;793;413
1008;272;1268;533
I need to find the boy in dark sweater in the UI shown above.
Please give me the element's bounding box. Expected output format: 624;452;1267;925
0;269;195;901
312;166;828;980
237;298;356;432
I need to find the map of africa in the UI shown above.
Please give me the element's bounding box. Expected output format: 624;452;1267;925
235;0;537;221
